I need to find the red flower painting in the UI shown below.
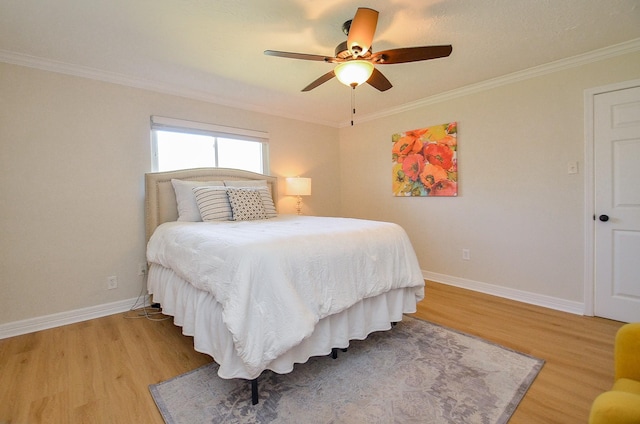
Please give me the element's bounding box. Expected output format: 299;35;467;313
392;122;457;197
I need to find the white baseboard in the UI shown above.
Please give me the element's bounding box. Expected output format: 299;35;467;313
0;295;150;340
423;271;585;315
2;273;584;339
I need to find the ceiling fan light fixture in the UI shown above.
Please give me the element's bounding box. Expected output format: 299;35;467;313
334;60;374;87
264;8;452;94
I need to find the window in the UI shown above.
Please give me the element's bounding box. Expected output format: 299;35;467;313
150;116;269;173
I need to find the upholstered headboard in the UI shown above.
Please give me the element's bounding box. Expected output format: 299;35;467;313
144;167;278;242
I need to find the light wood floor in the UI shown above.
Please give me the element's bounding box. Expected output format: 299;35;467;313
0;281;623;423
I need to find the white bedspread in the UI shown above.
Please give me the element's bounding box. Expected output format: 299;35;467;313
146;215;424;376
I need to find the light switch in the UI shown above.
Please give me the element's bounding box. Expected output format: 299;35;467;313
567;161;578;174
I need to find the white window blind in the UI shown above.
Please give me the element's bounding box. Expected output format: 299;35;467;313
150;116;269;173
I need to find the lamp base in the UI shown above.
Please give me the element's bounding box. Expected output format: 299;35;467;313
296;196;302;215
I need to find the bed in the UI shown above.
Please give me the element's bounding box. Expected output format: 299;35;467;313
144;167;425;403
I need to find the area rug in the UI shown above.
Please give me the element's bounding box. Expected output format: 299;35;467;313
149;317;543;423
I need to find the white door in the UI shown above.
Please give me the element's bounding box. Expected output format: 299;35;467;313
594;85;640;323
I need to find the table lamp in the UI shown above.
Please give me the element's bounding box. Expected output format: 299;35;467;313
285;177;312;215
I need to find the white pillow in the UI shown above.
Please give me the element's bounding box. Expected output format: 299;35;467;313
226;188;267;221
223;180;276;218
171;179;224;221
192;186;233;221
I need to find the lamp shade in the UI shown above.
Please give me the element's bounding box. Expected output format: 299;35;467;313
285;177;312;196
334;61;374;87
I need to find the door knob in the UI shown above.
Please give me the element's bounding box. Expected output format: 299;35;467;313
599;215;609;222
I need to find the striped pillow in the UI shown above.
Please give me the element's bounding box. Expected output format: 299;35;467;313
226;188;267;221
172;179;224;221
256;187;277;218
192;186;232;221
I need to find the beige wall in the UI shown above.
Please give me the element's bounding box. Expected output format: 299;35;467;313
0;63;340;325
1;49;638;328
338;51;640;306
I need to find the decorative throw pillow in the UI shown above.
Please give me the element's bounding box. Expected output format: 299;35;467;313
192;186;232;221
172;179;224;221
226;188;267;221
255;187;277;218
223;180;277;218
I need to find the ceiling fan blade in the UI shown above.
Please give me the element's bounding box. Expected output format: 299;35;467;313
301;70;336;92
264;50;335;62
366;68;392;92
371;45;453;64
347;7;378;57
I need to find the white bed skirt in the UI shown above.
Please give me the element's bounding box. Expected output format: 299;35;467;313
148;264;420;380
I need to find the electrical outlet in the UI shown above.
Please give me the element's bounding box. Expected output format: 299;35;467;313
138;262;147;276
107;276;118;290
462;249;470;261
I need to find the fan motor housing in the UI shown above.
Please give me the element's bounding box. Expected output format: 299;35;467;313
334;40;372;60
335;41;350;59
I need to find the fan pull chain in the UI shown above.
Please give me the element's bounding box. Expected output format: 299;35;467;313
351;84;357;126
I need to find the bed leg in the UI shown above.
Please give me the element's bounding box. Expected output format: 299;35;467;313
250;378;259;405
330;347;348;359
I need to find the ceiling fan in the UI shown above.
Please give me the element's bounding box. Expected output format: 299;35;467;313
264;7;453;92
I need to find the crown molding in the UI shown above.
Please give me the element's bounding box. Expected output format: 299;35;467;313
0;50;337;128
2;38;639;129
340;37;640;127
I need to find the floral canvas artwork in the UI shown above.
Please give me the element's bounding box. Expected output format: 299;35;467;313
392;122;457;197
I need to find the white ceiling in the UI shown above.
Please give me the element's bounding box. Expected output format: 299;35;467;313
1;0;639;126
